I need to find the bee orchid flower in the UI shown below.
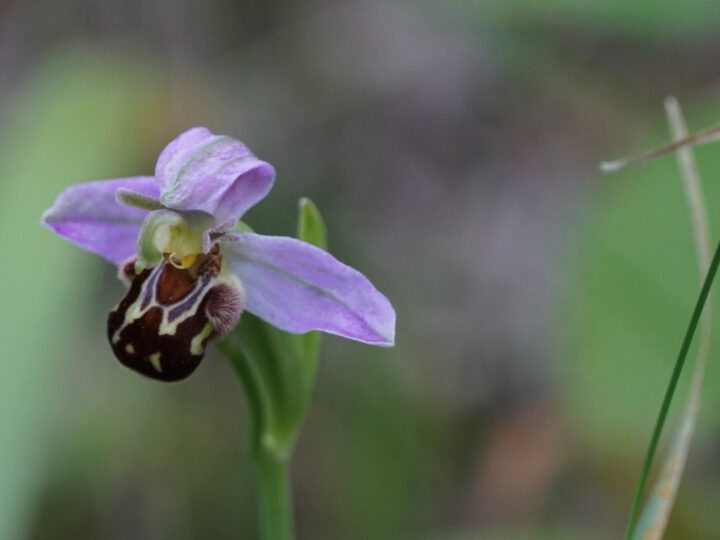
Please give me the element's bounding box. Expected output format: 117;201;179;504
42;127;396;382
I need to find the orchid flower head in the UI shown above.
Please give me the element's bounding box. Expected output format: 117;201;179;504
42;127;396;381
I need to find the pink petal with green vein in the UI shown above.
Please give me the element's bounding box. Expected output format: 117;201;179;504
222;232;396;346
41;176;157;264
155;127;275;228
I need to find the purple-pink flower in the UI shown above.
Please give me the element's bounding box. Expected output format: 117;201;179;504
42;127;395;381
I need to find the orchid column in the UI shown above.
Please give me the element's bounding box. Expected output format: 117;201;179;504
42;128;396;539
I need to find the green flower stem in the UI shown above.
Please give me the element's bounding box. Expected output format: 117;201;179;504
625;234;720;540
219;334;297;540
218;199;326;540
256;448;294;540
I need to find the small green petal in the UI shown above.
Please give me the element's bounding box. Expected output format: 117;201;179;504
115;187;164;211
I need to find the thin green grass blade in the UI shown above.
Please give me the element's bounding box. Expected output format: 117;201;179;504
625;99;716;539
625;229;720;540
632;98;713;540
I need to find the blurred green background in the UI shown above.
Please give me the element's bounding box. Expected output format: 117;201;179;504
3;1;720;538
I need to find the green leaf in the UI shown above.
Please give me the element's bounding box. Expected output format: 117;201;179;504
297;197;327;250
0;47;170;539
219;198;328;460
296;197;327;393
235;220;255;234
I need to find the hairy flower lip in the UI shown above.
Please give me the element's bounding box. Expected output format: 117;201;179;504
107;246;247;382
42;126;396;350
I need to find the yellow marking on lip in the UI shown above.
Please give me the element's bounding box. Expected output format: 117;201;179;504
149;352;163;373
169;253;198;269
190;323;215;355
